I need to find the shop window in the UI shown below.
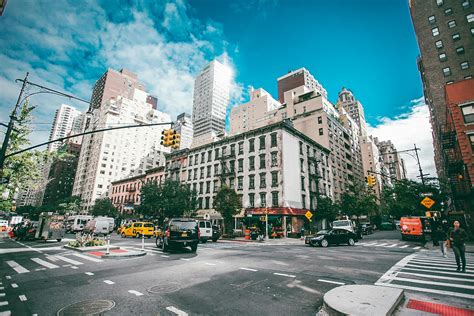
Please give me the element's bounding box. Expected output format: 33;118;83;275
460;103;474;123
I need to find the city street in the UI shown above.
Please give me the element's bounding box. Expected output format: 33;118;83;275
4;230;471;315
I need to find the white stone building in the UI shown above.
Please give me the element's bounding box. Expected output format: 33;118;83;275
173;112;193;150
48;104;82;152
72;88;171;210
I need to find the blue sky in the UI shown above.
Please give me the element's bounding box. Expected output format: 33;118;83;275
0;0;434;178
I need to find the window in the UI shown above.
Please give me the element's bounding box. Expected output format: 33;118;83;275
461;61;470;70
206;181;210;193
249;156;255;170
200;167;204;179
432;27;439;36
214;148;220;159
299;142;303;154
462;0;471;9
207;166;211;177
302;195;306;209
271;171;278;187
444;8;453;16
260;193;266;207
238;159;244;172
439;52;447;61
465;75;473;79
229;177;235;189
461;103;474;123
237;177;243;190
238;142;244;155
205;197;210;209
249;193;255;208
260;173;266;188
188;170;192;181
199;182;203;194
435;40;443;49
249;139;255;152
229;160;235;173
272;192;279;207
437;0;443;6
208;150;212;162
188;156;193;166
271;152;278;167
443;67;452;77
448;20;456;28
452;33;461;41
249;175;255;189
213;180;219;192
214;164;219;174
428;15;436;24
259;154;266;169
197;197;202;209
469;134;474;151
319;128;324;136
259;136;265;150
270;133;277;147
318;116;322;124
301;176;305;191
201;152;205;163
456;46;465;54
467;13;474;22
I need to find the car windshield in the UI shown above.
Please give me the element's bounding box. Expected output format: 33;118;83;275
143;223;153;227
333;221;351;227
316;230;328;235
170;221;197;231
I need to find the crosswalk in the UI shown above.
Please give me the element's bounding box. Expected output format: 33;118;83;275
357;242;423;251
375;252;474;299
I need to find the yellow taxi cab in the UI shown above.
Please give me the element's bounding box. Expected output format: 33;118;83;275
121;222;155;238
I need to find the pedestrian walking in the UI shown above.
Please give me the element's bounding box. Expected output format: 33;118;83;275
435;225;448;258
448;220;467;272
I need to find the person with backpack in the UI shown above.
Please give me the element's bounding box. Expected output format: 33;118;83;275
448;220;467;272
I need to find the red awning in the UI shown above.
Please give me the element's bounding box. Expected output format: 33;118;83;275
245;207;308;216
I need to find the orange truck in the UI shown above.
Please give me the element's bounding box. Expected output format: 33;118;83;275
400;216;432;241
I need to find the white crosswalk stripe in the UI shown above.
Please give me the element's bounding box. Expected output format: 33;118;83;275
71;253;103;263
6;261;29;274
375;253;474;299
52;255;83;265
31;258;59;269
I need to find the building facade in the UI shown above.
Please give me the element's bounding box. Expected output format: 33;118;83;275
409;0;474;179
47;104;82;152
192;60;232;147
337;87;368;137
166;121;331;234
277;68;328;103
375;139;408;181
73;86;171;211
173;112;194;150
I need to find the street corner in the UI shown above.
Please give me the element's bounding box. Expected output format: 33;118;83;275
396;292;474;316
323;284;404;316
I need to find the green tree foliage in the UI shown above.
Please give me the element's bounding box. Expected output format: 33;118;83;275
314;196;338;222
138;179;197;222
213;186;242;235
91;198;117;217
340;185;379;219
380;179;446;219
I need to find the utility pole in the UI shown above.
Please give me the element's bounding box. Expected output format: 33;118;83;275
413;143;425;187
0;72;29;177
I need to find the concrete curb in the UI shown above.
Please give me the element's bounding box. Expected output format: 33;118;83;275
63;245;121;252
101;251;147;259
323;285;404;316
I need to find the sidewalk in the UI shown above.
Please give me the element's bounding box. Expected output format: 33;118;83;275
219;237;304;245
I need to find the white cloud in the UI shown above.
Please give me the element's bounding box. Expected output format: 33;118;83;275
367;97;436;180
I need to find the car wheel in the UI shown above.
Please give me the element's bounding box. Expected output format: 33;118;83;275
309;239;317;247
201;238;207;243
212;238;218;242
190;243;198;252
348;238;355;246
320;239;329;248
57;239;62;242
121;232;126;238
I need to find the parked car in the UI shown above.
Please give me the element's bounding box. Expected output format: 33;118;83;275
211;225;221;242
121;222;155;238
156;218;199;252
197;220;212;243
307;229;358;247
379;221;395;231
394;220;401;230
361;223;373;235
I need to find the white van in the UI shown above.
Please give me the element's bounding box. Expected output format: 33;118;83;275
198;220;212;243
67;215;93;233
95;217;115;233
84;218;110;236
332;220;355;233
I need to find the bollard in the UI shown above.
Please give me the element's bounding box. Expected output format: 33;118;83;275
141;233;145;252
105;235;110;255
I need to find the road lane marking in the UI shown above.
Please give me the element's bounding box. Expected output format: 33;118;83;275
273;273;296;278
205;263;216;266
46;256;59;262
11;284;18;288
104;280;115;285
363;243;378;246
85;272;94;276
31;258;59;269
70;266;79;270
5;276;11;280
399;245;409;248
19;295;27;302
406;263;473;272
413;246;421;250
180;258;190;261
385;244;398;248
54;255;83;265
393;277;473;290
240;267;258;272
0;288;3;291
128;290;144;296
161;255;170;258
0;310;11;316
376;282;474;300
398;271;474;282
0;302;8;307
166;306;188;316
375;243;388;247
409;260;471;268
34;268;46;271
0;293;5;297
401;267;472;277
317;279;345;285
71;253;103;262
6;261;29;274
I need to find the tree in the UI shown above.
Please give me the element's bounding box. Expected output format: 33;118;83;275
340;184;379;220
314;196;338;222
214;186;242;235
91;198;117;217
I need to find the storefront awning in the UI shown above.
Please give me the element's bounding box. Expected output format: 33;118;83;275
245;207;308;216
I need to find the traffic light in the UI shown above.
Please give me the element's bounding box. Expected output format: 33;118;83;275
161;129;173;147
171;132;181;149
367;175;376;187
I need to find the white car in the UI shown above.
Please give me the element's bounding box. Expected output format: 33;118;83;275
198;220;212;243
332;220;355;233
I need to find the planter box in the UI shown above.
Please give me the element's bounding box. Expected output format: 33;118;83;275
63;245;121;252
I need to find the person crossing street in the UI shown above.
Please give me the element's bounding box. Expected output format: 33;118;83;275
435;225;448;258
448;220;467;272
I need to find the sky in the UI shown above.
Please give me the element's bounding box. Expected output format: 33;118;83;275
0;0;435;179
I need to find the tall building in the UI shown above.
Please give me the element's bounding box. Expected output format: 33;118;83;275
375;139;407;181
47;104;82;152
277;68;328;103
337;87;368;137
173;112;194;150
192;60;232;147
72;83;171;211
361;135;383;197
409;0;473;180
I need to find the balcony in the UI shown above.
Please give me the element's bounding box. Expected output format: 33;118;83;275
127;186;136;192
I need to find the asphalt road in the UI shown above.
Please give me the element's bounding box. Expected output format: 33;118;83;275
0;229;435;315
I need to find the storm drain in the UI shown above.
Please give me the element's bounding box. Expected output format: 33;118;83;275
148;282;181;294
57;299;115;315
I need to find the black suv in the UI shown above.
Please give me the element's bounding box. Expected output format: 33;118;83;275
156;218;199;252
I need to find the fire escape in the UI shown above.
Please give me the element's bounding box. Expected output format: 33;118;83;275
217;148;236;186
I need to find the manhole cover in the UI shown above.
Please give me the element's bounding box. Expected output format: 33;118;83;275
57;300;115;315
148;283;181;294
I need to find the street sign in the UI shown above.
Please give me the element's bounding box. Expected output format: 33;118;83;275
420;192;433;197
305;211;313;220
421;196;435;209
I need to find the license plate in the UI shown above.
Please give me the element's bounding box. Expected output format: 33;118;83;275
181;233;188;237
